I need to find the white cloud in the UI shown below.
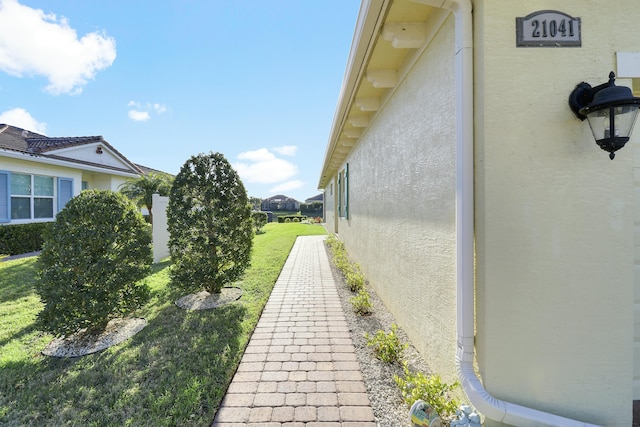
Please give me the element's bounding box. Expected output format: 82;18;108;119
237;148;275;163
153;103;167;114
0;108;47;134
0;0;116;95
233;148;298;184
127;100;167;121
273;145;297;156
269;180;304;194
128;110;150;121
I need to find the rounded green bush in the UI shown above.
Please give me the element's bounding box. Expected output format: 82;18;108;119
36;190;152;337
168;152;253;294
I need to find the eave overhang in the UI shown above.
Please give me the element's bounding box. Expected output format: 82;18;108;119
318;0;448;189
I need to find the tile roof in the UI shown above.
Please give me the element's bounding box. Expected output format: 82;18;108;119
0;124;142;175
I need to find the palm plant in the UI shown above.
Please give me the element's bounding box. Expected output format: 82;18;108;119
119;172;173;225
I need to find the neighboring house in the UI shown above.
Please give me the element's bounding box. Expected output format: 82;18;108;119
260;194;300;211
303;193;324;219
304;193;323;204
319;1;639;426
0;124;142;225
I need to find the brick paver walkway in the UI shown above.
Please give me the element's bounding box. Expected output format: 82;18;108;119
212;235;377;426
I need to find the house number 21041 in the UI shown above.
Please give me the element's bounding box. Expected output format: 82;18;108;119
531;18;575;38
516;10;581;47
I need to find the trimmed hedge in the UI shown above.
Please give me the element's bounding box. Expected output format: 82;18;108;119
277;215;307;223
0;222;52;255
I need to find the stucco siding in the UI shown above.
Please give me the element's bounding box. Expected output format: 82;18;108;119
323;179;336;234
475;1;636;425
336;15;458;381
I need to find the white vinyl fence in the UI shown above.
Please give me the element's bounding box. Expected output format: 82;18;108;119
152;193;169;263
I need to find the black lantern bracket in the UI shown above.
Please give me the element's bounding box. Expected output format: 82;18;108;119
568;71;640;159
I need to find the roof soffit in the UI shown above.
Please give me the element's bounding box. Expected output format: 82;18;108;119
319;0;447;188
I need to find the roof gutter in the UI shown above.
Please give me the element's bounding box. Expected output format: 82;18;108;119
411;1;600;425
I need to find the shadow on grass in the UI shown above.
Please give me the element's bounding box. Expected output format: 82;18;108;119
1;287;248;427
0;259;38;304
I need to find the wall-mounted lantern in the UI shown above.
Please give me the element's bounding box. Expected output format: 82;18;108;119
569;71;640;159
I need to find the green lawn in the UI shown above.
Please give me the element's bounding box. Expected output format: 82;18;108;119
0;223;326;427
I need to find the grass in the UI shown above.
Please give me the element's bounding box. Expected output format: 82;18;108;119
0;222;326;426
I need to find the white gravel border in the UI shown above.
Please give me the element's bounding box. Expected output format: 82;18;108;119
42;317;147;358
175;287;243;310
327;244;434;427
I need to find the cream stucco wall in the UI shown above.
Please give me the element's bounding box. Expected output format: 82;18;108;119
321;0;638;424
333;15;459;382
475;1;637;425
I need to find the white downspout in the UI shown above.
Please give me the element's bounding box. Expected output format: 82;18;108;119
412;1;600;425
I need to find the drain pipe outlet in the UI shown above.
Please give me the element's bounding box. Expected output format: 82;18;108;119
411;0;600;425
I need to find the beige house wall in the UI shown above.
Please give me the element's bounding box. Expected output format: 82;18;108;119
475;1;636;425
330;15;459;383
320;0;639;425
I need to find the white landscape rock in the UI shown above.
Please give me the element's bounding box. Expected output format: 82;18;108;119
42;317;147;358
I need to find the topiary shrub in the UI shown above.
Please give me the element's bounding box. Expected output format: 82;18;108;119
36;190;152;337
168;152;253;294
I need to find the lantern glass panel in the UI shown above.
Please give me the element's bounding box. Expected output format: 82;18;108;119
586;105;640;142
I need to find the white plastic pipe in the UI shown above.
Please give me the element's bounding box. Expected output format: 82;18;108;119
411;1;600;425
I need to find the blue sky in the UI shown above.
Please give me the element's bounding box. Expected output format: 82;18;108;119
0;0;360;202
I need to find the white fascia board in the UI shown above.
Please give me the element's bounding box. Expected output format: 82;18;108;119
0;149;140;178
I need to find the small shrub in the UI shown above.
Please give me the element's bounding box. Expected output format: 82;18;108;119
350;288;372;315
345;267;365;292
325;234;338;248
251;211;268;234
36;190;152;337
365;324;408;363
333;251;351;274
394;363;461;418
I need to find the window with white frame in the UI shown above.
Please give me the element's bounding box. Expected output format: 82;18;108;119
11;173;54;219
0;171;73;223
